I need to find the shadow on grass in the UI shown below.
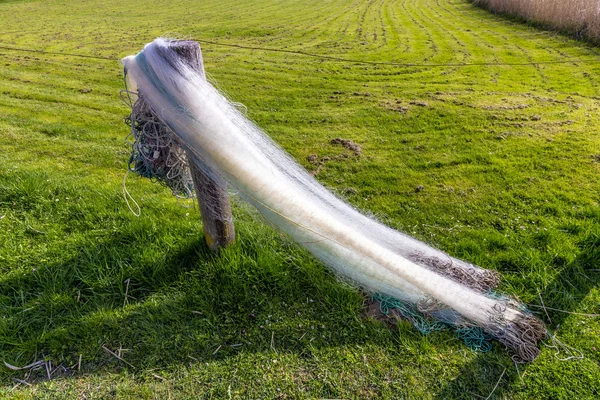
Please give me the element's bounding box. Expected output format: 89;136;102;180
434;226;600;399
0;220;368;384
1;176;598;397
0;168;370;390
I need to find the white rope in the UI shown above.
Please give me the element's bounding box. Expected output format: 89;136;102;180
122;169;141;217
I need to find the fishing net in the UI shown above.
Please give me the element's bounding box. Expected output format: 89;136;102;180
123;87;195;198
122;38;546;362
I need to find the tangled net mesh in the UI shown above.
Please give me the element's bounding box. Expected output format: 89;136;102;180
122;87;195;198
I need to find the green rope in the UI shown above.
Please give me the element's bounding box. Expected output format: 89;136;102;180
372;293;446;335
456;327;492;352
372;293;492;352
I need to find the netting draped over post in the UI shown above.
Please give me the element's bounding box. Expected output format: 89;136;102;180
122;38;546;362
124;40;235;249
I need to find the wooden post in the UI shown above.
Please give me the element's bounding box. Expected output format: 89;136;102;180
168;40;235;250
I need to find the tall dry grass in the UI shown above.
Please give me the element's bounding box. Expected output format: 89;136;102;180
474;0;600;43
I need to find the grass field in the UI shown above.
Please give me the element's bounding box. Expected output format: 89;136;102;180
1;0;599;398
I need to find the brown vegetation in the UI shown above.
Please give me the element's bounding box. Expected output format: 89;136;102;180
474;0;600;43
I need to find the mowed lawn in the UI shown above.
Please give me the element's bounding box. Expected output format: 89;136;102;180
0;0;599;398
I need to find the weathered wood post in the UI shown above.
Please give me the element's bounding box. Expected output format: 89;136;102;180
166;40;235;250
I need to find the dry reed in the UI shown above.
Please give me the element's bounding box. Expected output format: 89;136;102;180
474;0;600;43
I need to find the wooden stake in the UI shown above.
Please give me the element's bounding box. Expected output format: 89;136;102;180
167;40;235;250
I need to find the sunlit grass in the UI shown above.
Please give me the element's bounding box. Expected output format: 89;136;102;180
0;0;599;398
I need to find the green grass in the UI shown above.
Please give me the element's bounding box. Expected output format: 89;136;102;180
1;0;599;398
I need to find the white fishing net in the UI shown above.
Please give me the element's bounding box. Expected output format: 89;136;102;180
122;38;546;362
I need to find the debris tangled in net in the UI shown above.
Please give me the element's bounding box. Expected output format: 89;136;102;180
122;38;547;362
